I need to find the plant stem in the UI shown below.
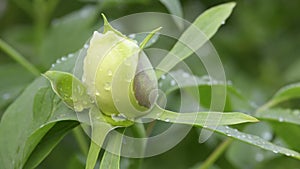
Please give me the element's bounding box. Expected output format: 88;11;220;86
127;124;146;169
199;138;233;169
73;126;89;156
0;38;40;76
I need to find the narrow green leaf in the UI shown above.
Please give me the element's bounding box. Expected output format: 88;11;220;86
160;0;183;18
256;108;300;125
144;104;258;126
139;27;162;49
159;70;254;111
160;0;184;29
226;123;275;169
43;71;92;112
128;32;160;49
0;53;77;169
156;2;236;78
213;126;300;160
258;83;300;111
99;129;124;169
23;121;79;169
273;83;300;102
85;106;116;169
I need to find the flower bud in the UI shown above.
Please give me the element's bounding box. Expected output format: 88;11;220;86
82;15;158;120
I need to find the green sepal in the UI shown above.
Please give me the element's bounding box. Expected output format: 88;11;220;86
101;13;126;38
43;71;92;111
139;27;162;49
102;113;134;127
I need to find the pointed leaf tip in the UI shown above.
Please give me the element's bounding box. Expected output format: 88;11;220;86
101;13;125;38
43;71;92;111
140;27;162;49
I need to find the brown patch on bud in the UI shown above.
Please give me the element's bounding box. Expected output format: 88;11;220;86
133;52;157;108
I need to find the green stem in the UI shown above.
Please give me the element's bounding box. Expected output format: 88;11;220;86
199;138;233;169
0;38;40;76
73;126;89;156
33;0;59;53
127;124;146;169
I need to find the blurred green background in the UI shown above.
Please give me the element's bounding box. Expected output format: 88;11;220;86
1;0;300;169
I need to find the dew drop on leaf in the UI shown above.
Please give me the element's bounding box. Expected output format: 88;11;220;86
262;132;272;141
68;53;74;58
61;56;67;61
2;93;11;100
75;104;83;112
278;117;284;122
255;153;264;162
170;80;176;86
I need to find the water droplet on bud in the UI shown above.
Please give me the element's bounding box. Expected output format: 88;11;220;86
107;70;113;76
104;82;111;91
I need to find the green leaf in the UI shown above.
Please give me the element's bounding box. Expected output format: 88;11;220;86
271;123;300;152
128;32;160;49
143;104;258;127
66;154;86;169
226;123;276;169
256;157;300;169
258;83;300;111
158;70;255;111
160;0;183;18
273;83;300;102
161;70;250;102
23;121;79;169
99;129;124;169
85;106;116;169
160;0;183;29
33;87;59;123
139;27;162;49
213;126;300;160
256;108;300;125
156;2;236;78
0;52;77;169
43;71;92;112
0;63;34;111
